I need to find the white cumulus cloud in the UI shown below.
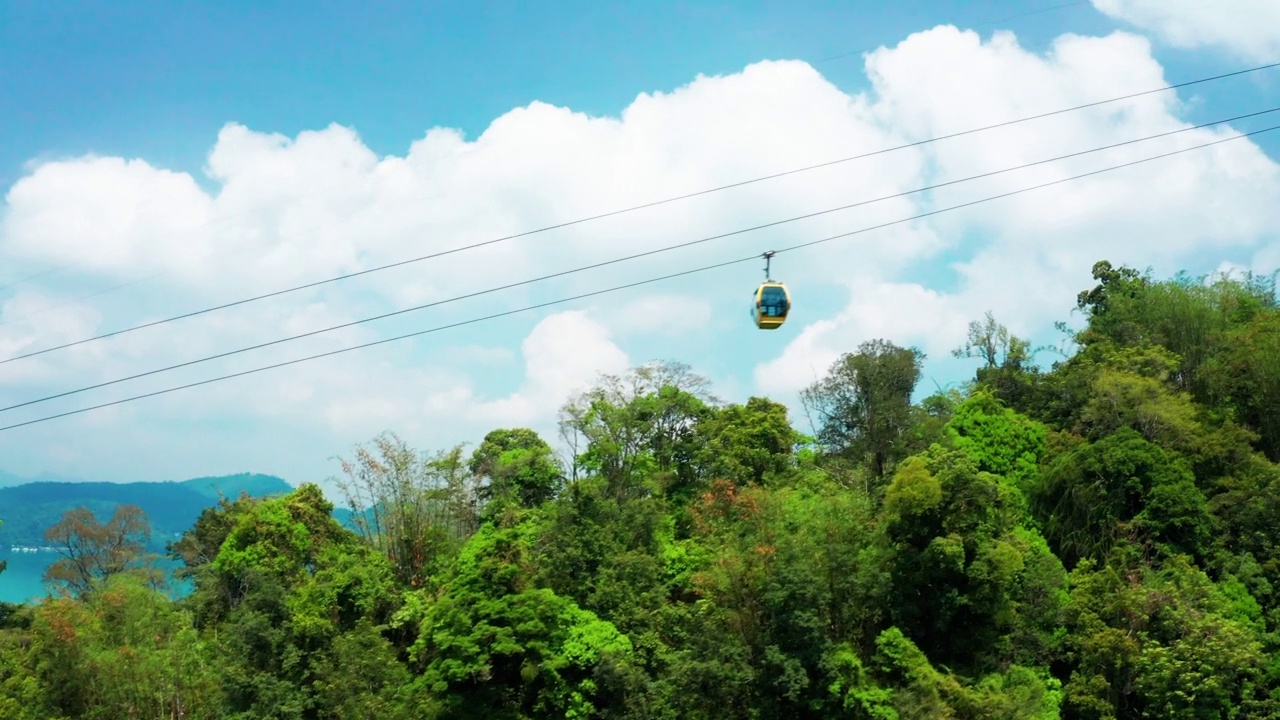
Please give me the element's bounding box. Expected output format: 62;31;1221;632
756;24;1280;399
1091;0;1280;63
0;21;1276;485
472;310;631;429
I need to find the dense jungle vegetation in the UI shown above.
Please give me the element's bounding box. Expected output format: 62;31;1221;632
1;259;1279;719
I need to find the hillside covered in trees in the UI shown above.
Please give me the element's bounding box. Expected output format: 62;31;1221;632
0;259;1278;719
0;474;294;548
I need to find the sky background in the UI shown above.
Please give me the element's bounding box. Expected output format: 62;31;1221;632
1;0;1278;493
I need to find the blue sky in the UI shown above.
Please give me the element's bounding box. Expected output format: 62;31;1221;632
2;2;1085;172
1;0;1278;489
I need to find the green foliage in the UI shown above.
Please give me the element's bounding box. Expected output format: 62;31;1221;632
401;522;635;719
682;477;889;717
1208;310;1280;461
3;259;1280;719
802;339;926;483
560;360;717;500
213;484;340;583
1035;430;1213;567
871;626;1064;719
1210;455;1280;617
825;642;897;718
1075;260;1152;346
310;618;413;719
953;311;1043;411
471;428;564;515
7;573;223;719
333;432;479;590
881;447;1068;673
690;396;802;489
946;389;1048;492
1063;552;1280;718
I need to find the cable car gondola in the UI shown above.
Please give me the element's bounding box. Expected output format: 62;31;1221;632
752;251;791;330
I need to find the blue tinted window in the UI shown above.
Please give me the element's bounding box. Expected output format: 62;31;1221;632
759;286;788;317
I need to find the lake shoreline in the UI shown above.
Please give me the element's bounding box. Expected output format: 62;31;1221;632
0;550;194;605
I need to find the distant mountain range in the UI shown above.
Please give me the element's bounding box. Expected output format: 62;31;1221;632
0;468;84;489
0;473;295;549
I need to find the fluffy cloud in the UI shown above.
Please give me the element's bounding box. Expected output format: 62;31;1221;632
754;277;973;397
604;294;714;336
756;25;1280;397
1091;0;1280;62
0;22;1277;485
470;310;631;429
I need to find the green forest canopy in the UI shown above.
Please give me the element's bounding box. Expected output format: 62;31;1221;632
1;260;1278;719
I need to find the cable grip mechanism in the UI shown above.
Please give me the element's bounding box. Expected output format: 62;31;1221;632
762;251;776;281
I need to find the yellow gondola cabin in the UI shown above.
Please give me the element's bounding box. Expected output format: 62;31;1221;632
752;281;791;329
751;251;790;330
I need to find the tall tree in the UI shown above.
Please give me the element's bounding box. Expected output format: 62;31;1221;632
167;492;257;581
801;339;925;482
1074;260;1151;347
402;522;636;719
691;396;802;488
880;447;1068;674
333;432;479;588
559;360;716;498
1210;310;1280;461
42;504;154;598
952;311;1041;411
953;310;1016;369
469;427;563;516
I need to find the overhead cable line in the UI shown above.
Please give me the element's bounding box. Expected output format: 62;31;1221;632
0;3;1083;309
5;105;1278;414
0;1;1089;320
2;122;1276;433
4;59;1277;366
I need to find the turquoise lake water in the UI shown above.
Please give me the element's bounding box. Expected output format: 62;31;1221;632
0;551;192;604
